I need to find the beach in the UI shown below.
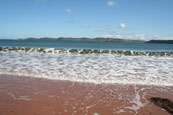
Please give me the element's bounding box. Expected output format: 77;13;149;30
1;0;173;114
0;74;172;115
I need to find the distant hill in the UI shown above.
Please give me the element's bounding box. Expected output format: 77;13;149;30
14;37;173;44
15;37;145;43
26;37;57;40
146;40;173;44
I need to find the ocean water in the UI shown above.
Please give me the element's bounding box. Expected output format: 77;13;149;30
0;40;173;86
0;39;173;51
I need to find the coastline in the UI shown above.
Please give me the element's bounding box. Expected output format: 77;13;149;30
0;74;172;115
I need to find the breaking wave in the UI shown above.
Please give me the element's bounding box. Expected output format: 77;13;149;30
0;46;173;86
0;47;173;57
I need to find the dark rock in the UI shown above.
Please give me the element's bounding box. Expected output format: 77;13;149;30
150;97;173;114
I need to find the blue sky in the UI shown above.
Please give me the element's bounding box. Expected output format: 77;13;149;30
0;0;173;40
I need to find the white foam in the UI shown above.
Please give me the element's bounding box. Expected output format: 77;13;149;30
125;87;147;114
7;93;31;101
0;52;173;86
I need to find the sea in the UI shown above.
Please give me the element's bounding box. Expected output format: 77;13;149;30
0;39;173;86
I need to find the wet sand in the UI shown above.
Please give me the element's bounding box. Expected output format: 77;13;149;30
0;74;173;115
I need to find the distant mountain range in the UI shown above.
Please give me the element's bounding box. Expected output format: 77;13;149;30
13;37;173;44
14;37;145;43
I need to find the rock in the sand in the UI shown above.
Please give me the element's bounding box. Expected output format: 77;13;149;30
150;97;173;114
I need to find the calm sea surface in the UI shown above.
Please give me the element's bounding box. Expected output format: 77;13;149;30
0;40;173;52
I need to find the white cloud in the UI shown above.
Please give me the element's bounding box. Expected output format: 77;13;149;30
107;1;116;6
119;23;126;29
83;24;90;28
100;34;114;38
135;34;145;39
66;8;73;13
99;32;173;41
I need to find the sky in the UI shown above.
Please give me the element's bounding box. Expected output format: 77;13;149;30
0;0;173;40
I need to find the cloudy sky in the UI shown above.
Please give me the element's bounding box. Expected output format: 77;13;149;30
0;0;173;40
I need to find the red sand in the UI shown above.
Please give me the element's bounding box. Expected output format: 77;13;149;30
0;74;173;115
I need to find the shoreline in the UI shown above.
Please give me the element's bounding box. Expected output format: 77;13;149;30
0;74;172;115
0;74;173;87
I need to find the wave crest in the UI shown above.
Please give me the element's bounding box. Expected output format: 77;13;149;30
0;47;173;56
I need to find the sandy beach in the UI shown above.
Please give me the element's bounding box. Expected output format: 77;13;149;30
0;74;172;115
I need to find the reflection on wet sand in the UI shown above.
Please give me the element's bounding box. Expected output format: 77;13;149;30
0;75;173;115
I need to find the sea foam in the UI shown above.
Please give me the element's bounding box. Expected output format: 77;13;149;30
0;50;173;86
0;47;173;56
